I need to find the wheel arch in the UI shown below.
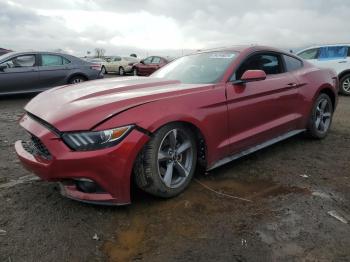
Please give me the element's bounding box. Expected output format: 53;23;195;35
317;86;336;111
338;69;350;81
147;120;208;168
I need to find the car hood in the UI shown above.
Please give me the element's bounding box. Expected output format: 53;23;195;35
25;77;208;131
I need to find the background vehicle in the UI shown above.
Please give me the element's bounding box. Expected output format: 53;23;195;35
15;46;338;205
124;56;140;74
101;56;133;75
0;51;103;95
83;57;106;66
133;56;169;76
0;48;12;56
297;44;350;95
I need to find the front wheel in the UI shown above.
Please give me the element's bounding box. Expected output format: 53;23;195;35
101;66;107;74
134;123;197;198
133;68;138;76
340;74;350;95
307;93;333;139
119;67;125;76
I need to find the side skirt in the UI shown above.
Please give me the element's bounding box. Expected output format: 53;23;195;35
208;129;305;171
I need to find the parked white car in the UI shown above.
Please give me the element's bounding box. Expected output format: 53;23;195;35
101;56;139;75
297;44;350;95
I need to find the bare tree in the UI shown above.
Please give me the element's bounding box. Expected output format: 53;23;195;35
94;48;106;58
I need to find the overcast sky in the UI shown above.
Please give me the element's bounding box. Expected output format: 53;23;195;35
1;0;349;57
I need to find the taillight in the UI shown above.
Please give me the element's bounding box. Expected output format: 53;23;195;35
90;64;101;71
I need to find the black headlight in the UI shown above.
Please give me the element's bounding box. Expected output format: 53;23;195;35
62;125;133;151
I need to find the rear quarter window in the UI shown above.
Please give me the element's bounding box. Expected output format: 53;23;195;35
283;55;303;72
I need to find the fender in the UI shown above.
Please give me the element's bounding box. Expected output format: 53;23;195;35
94;85;229;167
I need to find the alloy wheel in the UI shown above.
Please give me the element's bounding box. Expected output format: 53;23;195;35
157;129;194;188
342;77;350;93
72;78;85;84
315;98;332;133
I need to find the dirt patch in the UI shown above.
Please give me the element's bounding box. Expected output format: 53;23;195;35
101;176;310;262
194;177;310;200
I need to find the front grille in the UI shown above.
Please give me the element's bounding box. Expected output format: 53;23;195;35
22;135;52;160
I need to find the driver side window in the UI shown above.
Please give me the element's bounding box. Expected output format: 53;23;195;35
143;57;153;64
151;57;161;64
235;53;283;80
0;55;36;70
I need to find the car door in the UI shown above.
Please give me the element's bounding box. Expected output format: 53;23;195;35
225;52;302;155
104;58;112;71
111;56;122;72
147;56;163;74
38;54;71;89
315;46;348;75
137;56;153;75
0;54;40;94
105;57;116;72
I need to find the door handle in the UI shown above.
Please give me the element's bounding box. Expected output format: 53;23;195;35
338;61;347;63
287;83;298;87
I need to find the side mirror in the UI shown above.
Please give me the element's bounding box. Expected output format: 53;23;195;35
233;70;266;84
241;70;266;82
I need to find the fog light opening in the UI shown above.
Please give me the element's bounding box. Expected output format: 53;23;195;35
75;179;104;193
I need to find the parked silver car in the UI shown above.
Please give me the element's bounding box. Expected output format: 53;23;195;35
101;56;139;75
0;51;104;95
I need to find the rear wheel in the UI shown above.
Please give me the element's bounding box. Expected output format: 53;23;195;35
133;67;138;76
134;123;197;198
307;93;333;139
101;66;107;74
340;74;350;95
119;67;125;76
69;75;86;84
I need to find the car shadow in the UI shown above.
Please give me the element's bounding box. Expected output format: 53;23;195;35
0;93;38;101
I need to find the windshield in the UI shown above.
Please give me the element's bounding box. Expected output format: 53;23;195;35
152;51;238;84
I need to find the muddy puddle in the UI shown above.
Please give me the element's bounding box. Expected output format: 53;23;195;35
102;175;309;262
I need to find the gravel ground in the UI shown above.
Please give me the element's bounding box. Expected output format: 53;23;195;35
0;82;349;262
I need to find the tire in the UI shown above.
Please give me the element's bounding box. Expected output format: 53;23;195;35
119;67;125;76
133;67;138;76
69;75;86;84
339;74;350;95
101;66;107;74
134;123;197;198
306;93;333;139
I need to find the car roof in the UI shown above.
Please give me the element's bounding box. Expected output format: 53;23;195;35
194;45;295;57
2;51;72;56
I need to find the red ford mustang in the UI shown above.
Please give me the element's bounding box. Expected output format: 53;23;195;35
15;46;338;205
